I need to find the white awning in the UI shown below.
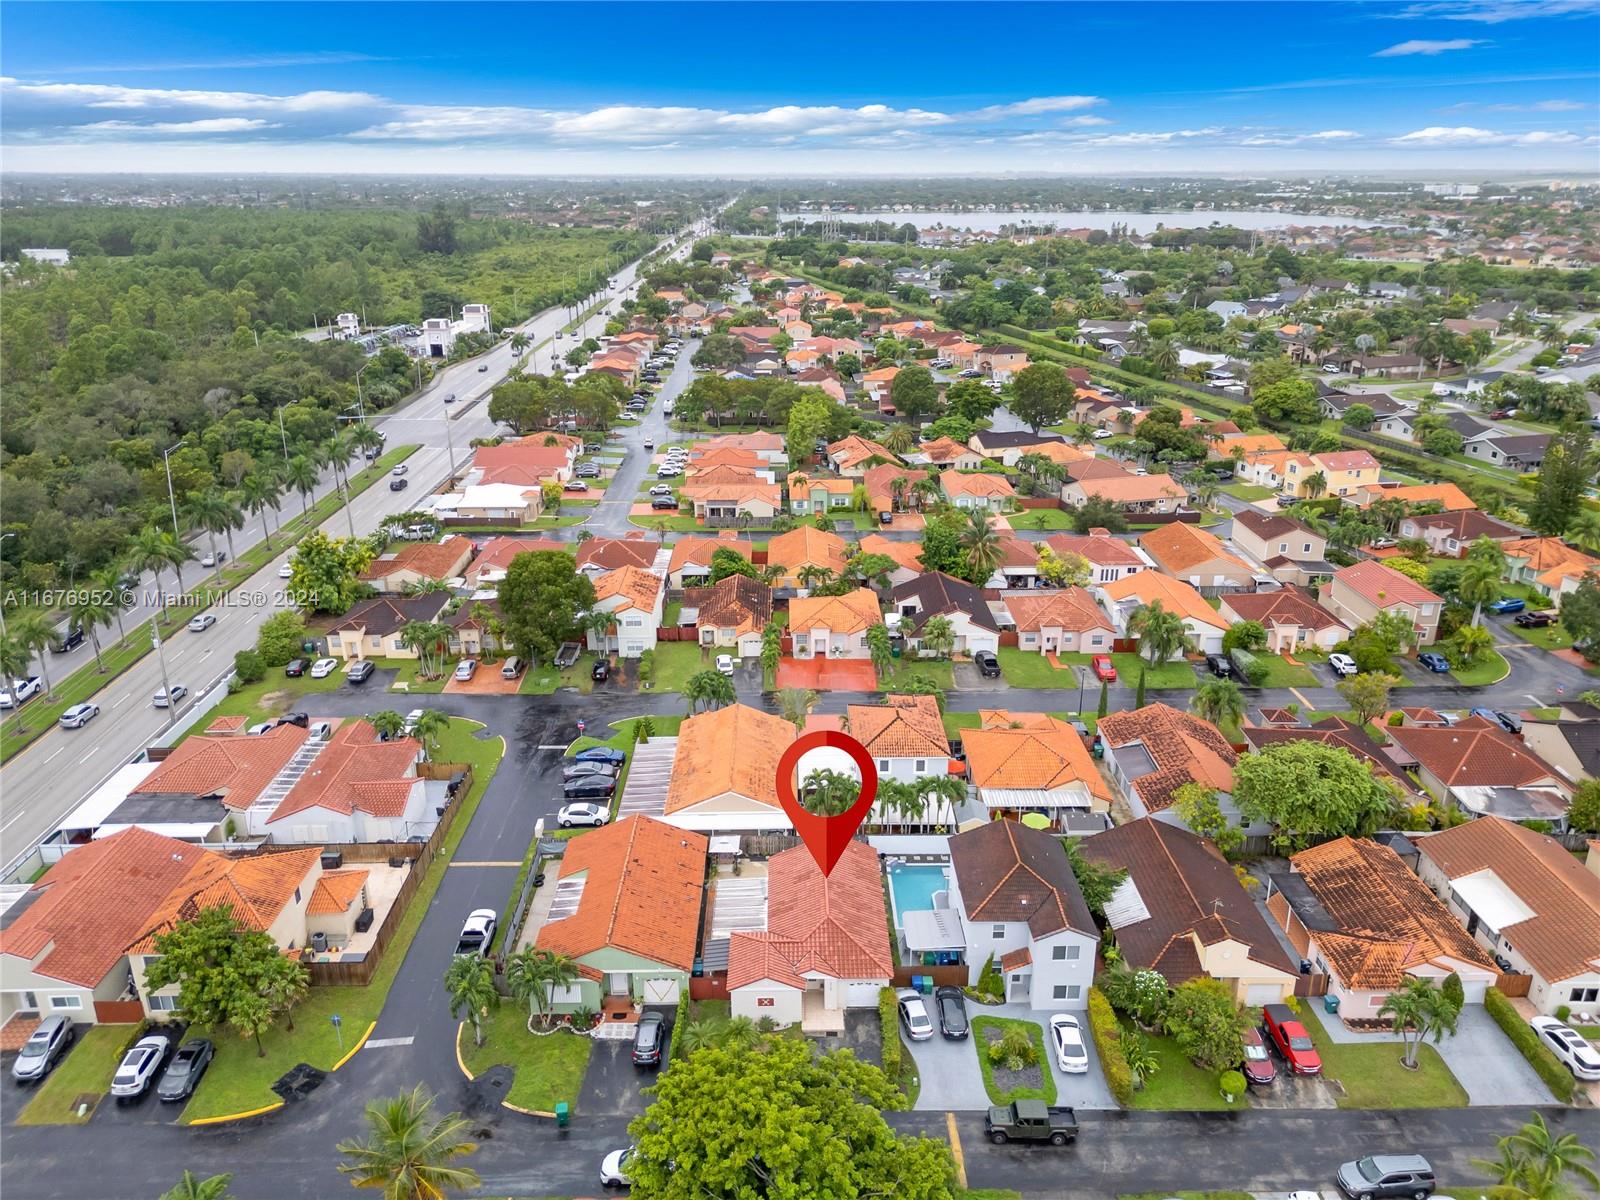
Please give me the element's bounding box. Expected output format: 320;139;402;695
902;907;966;953
1450;868;1536;932
1103;876;1151;930
979;787;1091;811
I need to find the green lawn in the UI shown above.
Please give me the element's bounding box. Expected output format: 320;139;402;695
1123;1025;1243;1112
529;514;589;529
179;664;354;736
1299;1005;1467;1110
178;717;504;1121
878;658;955;693
383;658;451;693
458;1010;592;1114
1006;508;1077;532
1221;483;1275;501
521;652;599;695
1515;623;1600;673
1449;649;1510;687
647;642;713;692
14;1026;131;1125
996;647;1083;689
970;1016;1056;1106
1249;654;1319;689
628;513;704;532
1062;651;1197;691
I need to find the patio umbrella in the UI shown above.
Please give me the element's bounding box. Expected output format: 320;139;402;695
1020;813;1051;831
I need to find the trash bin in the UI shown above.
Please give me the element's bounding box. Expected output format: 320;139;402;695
302;639;318;654
1324;994;1340;1015
554;1102;570;1128
890;643;902;659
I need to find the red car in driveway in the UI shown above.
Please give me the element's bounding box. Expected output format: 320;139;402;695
1262;1003;1321;1075
1090;655;1117;682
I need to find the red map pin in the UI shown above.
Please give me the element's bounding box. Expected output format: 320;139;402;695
774;730;879;877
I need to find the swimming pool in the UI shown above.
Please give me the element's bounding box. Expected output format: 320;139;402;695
886;862;951;926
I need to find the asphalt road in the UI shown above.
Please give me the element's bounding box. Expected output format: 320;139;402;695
0;225;702;861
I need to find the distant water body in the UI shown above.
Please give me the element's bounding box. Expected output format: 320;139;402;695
775;209;1394;234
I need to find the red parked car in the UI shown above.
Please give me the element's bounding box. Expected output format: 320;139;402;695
1090;655;1117;683
1262;1004;1321;1076
1240;1026;1278;1087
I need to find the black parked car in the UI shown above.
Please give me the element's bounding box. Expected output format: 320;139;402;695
284;658;307;678
973;650;1001;678
562;761;618;781
632;1012;667;1068
1205;654;1234;678
347;660;375;684
563;774;616;800
1514;611;1555;628
156;1038;215;1102
277;711;310;728
592;659;610;682
934;986;969;1040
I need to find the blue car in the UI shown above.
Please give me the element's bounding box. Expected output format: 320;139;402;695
573;746;627;766
1487;597;1525;615
1417;652;1451;673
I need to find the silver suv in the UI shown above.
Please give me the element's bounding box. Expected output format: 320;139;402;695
1336;1154;1435;1200
10;1015;74;1083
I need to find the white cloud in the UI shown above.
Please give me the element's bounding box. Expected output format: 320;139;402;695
1392;124;1581;144
1374;38;1486;56
78;117;279;134
1386;0;1598;22
1064;115;1113;126
1307;129;1361;139
971;95;1104;118
1;77;380;112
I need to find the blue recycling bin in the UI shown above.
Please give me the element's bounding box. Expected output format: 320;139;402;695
1324;994;1341;1015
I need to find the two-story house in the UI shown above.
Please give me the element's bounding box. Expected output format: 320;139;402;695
1323;560;1442;646
891;572;1002;657
589;566;666;659
1229;509;1332;587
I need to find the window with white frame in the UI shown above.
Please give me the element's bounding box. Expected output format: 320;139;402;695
1052;945;1066;960
1066;944;1081;960
148;993;178;1012
992;925;1005;939
1053;985;1067;999
1066;984;1082;1000
48;995;82;1011
1571;986;1599;1003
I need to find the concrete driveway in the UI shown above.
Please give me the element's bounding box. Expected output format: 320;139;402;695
951;662;1009;692
907;1002;1119;1112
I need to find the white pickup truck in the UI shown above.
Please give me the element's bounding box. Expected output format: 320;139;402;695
0;676;43;708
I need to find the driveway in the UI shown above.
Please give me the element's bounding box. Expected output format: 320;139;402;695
814;1010;881;1068
908;1002;1118;1112
576;1012;674;1118
774;657;878;691
951;662;1009;692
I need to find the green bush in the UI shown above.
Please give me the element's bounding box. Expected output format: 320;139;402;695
255;611;307;667
987;1026;1039;1071
232;648;266;685
975;954;1004;1003
1087;987;1132;1107
1484;986;1574;1103
1219;1070;1246;1099
1556;1004;1572;1022
669;996;689;1064
878;987;902;1083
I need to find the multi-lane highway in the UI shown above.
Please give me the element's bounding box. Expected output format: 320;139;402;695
0;222;706;860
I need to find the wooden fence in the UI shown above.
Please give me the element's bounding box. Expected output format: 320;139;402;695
892;965;968;989
1495;972;1533;999
1293;974;1330;999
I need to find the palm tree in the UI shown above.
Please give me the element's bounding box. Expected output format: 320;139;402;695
1459;555;1504;627
759;618;783;685
0;634;38;729
1569;508;1600;555
349;423;385;465
684;669;735;714
1149;339;1180;377
128;526;187;616
960;509;1004;584
505;948;579;1030
1450;622;1494;665
410;710;449;760
1128;600;1188;668
399;620;448;679
1191;677;1245;730
721;1016;760;1050
9;612;56;700
283;455;320;520
911;476;942;512
65;588;117;673
239;472;282;552
580;608;614;656
1301;471;1328;502
1473;1112;1600;1199
184;493;240;585
680;1021;719;1054
778;686;818;730
882;425;914;455
889;475;909;513
444;955;499;1049
866;622;894;678
336;1085;481;1200
1190;475;1220;513
796;564;835;593
917;773;968;826
1378;976;1460;1071
369;710;407;741
920;614;956;660
159;1171;235;1200
509;331;529;354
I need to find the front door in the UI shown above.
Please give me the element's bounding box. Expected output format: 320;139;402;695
1007;972;1031;1004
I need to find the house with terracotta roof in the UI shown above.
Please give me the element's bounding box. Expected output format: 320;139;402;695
666;531;753;589
961;714;1111;825
1415;817;1600;1018
1138;522;1255;593
789;589;882;659
254;720;434;844
945;821;1097;1009
1097;571;1228;655
1219;586;1348;652
693;432;787;468
1300;450;1380;499
862;463;925;515
464;536;567;588
854;534;923;588
661;705;795;833
1061;471;1188;514
469;438;576;486
681;574;771;657
968;430;1070;468
1097;704;1244;829
1209;432;1286;463
727;841;892;1031
326;594;451;660
908;437;987;470
1229;509;1332;587
1387;716;1574;824
975;344;1031;381
360;538;475;594
1357;483;1476;513
1002;589;1116;657
847;694;956;789
686;446;774;479
1043;530;1152;585
1079;819;1299;1006
1265;837;1499;1017
575;532;659;576
1396;510;1522;560
678;480;783;526
588;565;665;659
940;470;1015;513
891;572;1001;657
1324;560;1443;645
533;816;708;1011
986;537;1043;590
1502;537;1600;606
827;434;899;477
766;525;849;594
861;366;901;413
785;473;855;516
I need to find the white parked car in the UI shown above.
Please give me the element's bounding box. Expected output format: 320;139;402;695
309;658;340;679
152;685;188;708
559;801;611;828
1092;429;1112;440
187;613;217;633
403;708;426;735
599;1147;634;1188
1530;1016;1600;1081
454;659;478;681
1328;653;1359;677
455;909;497;958
278;562;294;579
896;988;934;1041
0;677;43;708
1049;1013;1089;1074
199;550;226;568
110;1035;171;1100
716;654;735;676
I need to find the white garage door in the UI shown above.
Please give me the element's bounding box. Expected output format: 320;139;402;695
845;980;885;1008
1246;983;1284;1006
642;977;680;1004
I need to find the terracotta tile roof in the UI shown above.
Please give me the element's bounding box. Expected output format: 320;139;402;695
688;447;767;472
978;710;1060;730
918;437;978;464
681;574;771;637
1387;717;1567;789
1503;536;1598;575
829;434;899;470
856;534;922;573
1080;818;1297;985
665;704;794;814
140;723;309;809
949;820;1095;939
997;537;1039;569
962;717;1111;802
593;565;664;614
467;536;567;583
1287;837;1496;990
1140;522;1249;576
328;594;450;637
128;846;323;953
1000;946;1033;972
1370;483;1476;511
1071;474;1188;504
785;473;854;496
1218;433;1286;455
308;868;369;916
1044;531;1145;568
861;464;925;510
667;531;751;575
268;721;421;823
767;526;848;576
360;539;474;584
687;464;766;487
1029;441;1091;466
535;816;708;971
1097;703;1237;814
575;534;658;573
847;694;950;759
1314;450;1379;472
1418;816;1600;985
206;715;247;733
1100;571;1227;631
1004;588;1111;636
789;588;882;636
0;828;212;987
726;841;892;990
1220;586;1346;634
698;432;784;455
471;439;573;475
1332;559;1442;608
940;470;1014;500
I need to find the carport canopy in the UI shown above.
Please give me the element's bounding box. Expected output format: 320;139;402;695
902;908;966;953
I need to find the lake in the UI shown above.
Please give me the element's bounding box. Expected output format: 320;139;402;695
775;209;1393;234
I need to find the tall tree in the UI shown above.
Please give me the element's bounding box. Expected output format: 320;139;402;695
1128;600;1188;667
1526;423;1595;537
337;1086;481;1200
960;509;1004;584
8;612;56;700
65;588;117;673
1190;677;1245;731
1008;363;1073;431
444;955;499;1049
1378;976;1462;1071
499;550;596;665
504;948;578;1030
1234;740;1400;851
889;365;939;422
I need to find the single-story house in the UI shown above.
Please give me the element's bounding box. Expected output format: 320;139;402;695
891;572;1001;657
1218;586;1348;653
1097;704;1245;828
1097;572;1227;656
326;594;451;660
661;704;796;833
940;470;1015;513
1386;717;1573;825
962;712;1112;825
682;574;772;658
1061;473;1188;514
788;589;882;659
359;538;474;594
1002;589;1116;657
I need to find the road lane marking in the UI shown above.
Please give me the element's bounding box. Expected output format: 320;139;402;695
536;744;570;750
1289;687;1313;709
78;750;97;764
363;1037;415;1049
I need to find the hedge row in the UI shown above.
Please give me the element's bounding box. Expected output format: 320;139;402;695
669;994;689;1067
1484;986;1574;1103
878;986;903;1085
1086;986;1133;1107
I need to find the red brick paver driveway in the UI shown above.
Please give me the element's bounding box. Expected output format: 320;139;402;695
775;656;878;691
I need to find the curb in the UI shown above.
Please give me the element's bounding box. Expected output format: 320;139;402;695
455;1021;472;1079
454;1019;568;1122
187;1099;285;1126
331;1020;377;1072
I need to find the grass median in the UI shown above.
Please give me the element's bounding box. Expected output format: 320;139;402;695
458;1010;592;1114
177;716;504;1122
14;1026;131;1126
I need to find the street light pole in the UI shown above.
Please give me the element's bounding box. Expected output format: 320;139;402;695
354;361;371;421
275;406;292;467
151;618;175;729
162;439;187;539
0;532;13;637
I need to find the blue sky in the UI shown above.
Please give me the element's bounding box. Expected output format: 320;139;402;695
2;0;1597;174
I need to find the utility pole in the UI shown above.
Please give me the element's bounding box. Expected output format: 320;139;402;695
151;618;176;729
162;439;187;539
